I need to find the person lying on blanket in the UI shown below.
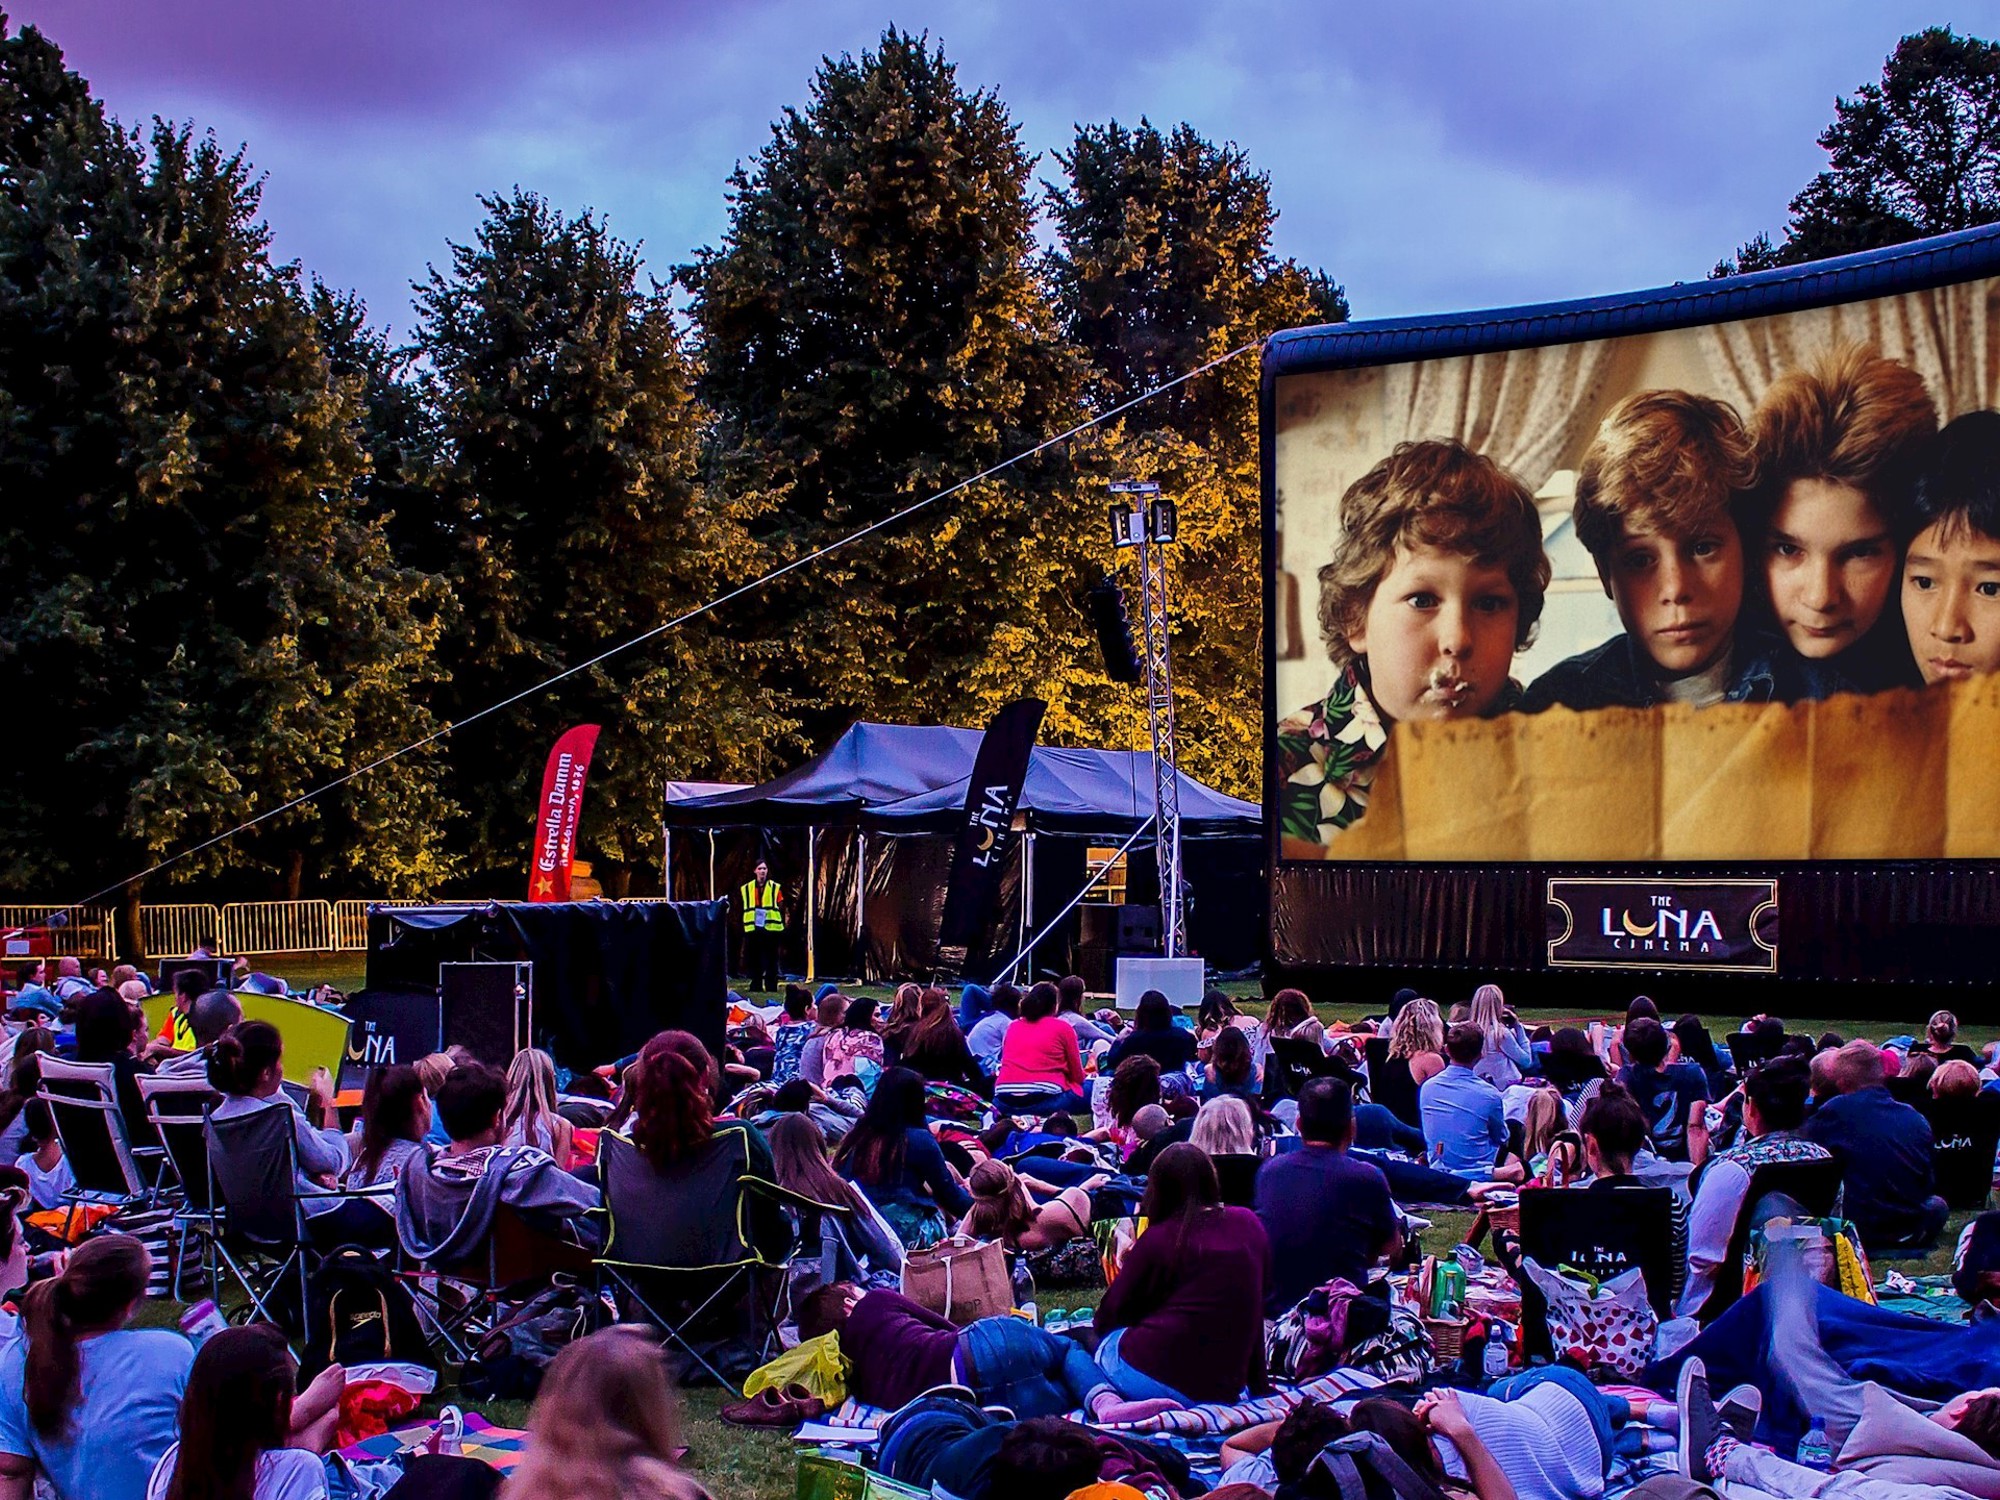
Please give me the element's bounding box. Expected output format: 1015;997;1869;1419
796;1284;1177;1425
1677;1356;2000;1499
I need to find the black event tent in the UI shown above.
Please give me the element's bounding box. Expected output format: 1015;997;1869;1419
659;722;1258;837
660;722;1260;981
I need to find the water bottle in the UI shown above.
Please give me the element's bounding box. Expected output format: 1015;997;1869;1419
1482;1322;1509;1380
1795;1416;1833;1471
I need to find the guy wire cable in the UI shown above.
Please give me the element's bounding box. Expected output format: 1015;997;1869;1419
35;338;1262;923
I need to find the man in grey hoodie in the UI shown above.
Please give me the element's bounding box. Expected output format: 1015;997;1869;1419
396;1062;602;1263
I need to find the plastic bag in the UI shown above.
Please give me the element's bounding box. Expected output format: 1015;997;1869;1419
744;1330;847;1406
1522;1257;1658;1376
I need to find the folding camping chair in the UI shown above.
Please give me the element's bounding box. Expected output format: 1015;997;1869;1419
1264;1035;1359;1105
1698;1155;1844;1325
137;1074;221;1299
204;1102;337;1342
403;1202;598;1365
36;1058;150;1234
595;1127;813;1393
1515;1185;1678;1361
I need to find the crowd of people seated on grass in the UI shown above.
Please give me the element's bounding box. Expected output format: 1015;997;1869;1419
4;958;2000;1497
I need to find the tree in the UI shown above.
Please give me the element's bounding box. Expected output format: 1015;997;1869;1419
681;28;1089;747
0;19;455;938
414;190;779;890
1716;27;2000;275
1043;120;1345;796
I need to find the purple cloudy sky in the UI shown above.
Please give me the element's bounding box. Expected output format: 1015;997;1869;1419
15;1;1992;333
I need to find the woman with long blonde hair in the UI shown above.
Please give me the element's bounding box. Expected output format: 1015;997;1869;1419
500;1326;711;1500
1373;997;1446;1127
503;1048;575;1167
1467;983;1533;1089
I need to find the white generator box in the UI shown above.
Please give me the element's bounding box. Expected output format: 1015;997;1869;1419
1114;956;1206;1011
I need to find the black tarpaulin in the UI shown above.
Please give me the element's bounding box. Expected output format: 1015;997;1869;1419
365;899;729;1069
658;721;1259;838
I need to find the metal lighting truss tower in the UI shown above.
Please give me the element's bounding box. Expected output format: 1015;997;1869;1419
1109;480;1185;958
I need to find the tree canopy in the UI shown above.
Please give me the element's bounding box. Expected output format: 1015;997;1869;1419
1716;27;2000;275
0;18;1345;911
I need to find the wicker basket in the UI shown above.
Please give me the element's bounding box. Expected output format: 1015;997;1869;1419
1424;1315;1469;1363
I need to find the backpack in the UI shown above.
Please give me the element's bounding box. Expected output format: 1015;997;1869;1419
1277;1432;1451;1500
460;1277;611;1400
304;1248;432;1377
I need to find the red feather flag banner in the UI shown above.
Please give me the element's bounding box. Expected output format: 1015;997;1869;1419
528;724;601;902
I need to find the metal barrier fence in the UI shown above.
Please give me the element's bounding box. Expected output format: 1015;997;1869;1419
0;905;114;960
5;895;676;960
219;900;336;956
140;904;222;960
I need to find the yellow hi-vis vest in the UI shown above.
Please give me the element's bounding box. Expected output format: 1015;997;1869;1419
740;879;785;933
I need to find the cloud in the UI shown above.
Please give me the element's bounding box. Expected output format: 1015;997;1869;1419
12;0;1980;328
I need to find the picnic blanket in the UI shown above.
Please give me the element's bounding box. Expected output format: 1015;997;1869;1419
803;1367;1391;1445
338;1412;528;1472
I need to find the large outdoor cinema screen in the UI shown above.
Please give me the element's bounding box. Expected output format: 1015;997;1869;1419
1262;228;2000;982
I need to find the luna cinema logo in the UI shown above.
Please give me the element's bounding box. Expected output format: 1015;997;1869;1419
1600;894;1724;954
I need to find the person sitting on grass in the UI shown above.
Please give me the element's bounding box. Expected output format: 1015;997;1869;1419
396;1060;602;1264
1255;1079;1399;1316
995;982;1087;1114
1679;1056;1832;1319
145;1324;344;1500
503;1048;576;1167
897;987;988;1093
1801;1039;1948;1254
1104;990;1199;1078
0;1236;188;1500
795;1283;1176;1424
1421;1025;1517;1182
1092;1143;1270;1407
766;1111;903;1280
500;1325;713;1500
835;1066;970;1250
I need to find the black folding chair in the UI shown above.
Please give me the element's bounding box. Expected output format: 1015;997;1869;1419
1698;1155;1844;1325
1264;1035;1360;1106
1516;1185;1678;1361
595;1128;808;1393
137;1074;221;1299
204;1102;345;1344
1926;1095;2000;1212
36;1058;149;1232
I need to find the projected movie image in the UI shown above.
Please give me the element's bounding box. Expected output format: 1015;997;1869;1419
1272;274;2000;862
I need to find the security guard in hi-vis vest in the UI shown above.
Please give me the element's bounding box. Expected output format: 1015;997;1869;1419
738;859;785;992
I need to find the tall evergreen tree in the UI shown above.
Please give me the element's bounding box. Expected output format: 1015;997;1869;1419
1716;27;2000;275
682;29;1087;746
415;191;777;890
0;20;454;937
1045;120;1344;796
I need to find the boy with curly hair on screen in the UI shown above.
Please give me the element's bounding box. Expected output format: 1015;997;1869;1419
1276;439;1549;849
1523;389;1780;713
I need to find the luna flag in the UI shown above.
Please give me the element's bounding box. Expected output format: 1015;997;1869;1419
529;724;601;902
936;698;1046;972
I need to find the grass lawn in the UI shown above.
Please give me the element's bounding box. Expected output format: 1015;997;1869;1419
127;1202;1981;1500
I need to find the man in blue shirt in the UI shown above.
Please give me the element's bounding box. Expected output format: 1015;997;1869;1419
1255;1079;1400;1315
1803;1040;1948;1254
1420;1026;1513;1180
